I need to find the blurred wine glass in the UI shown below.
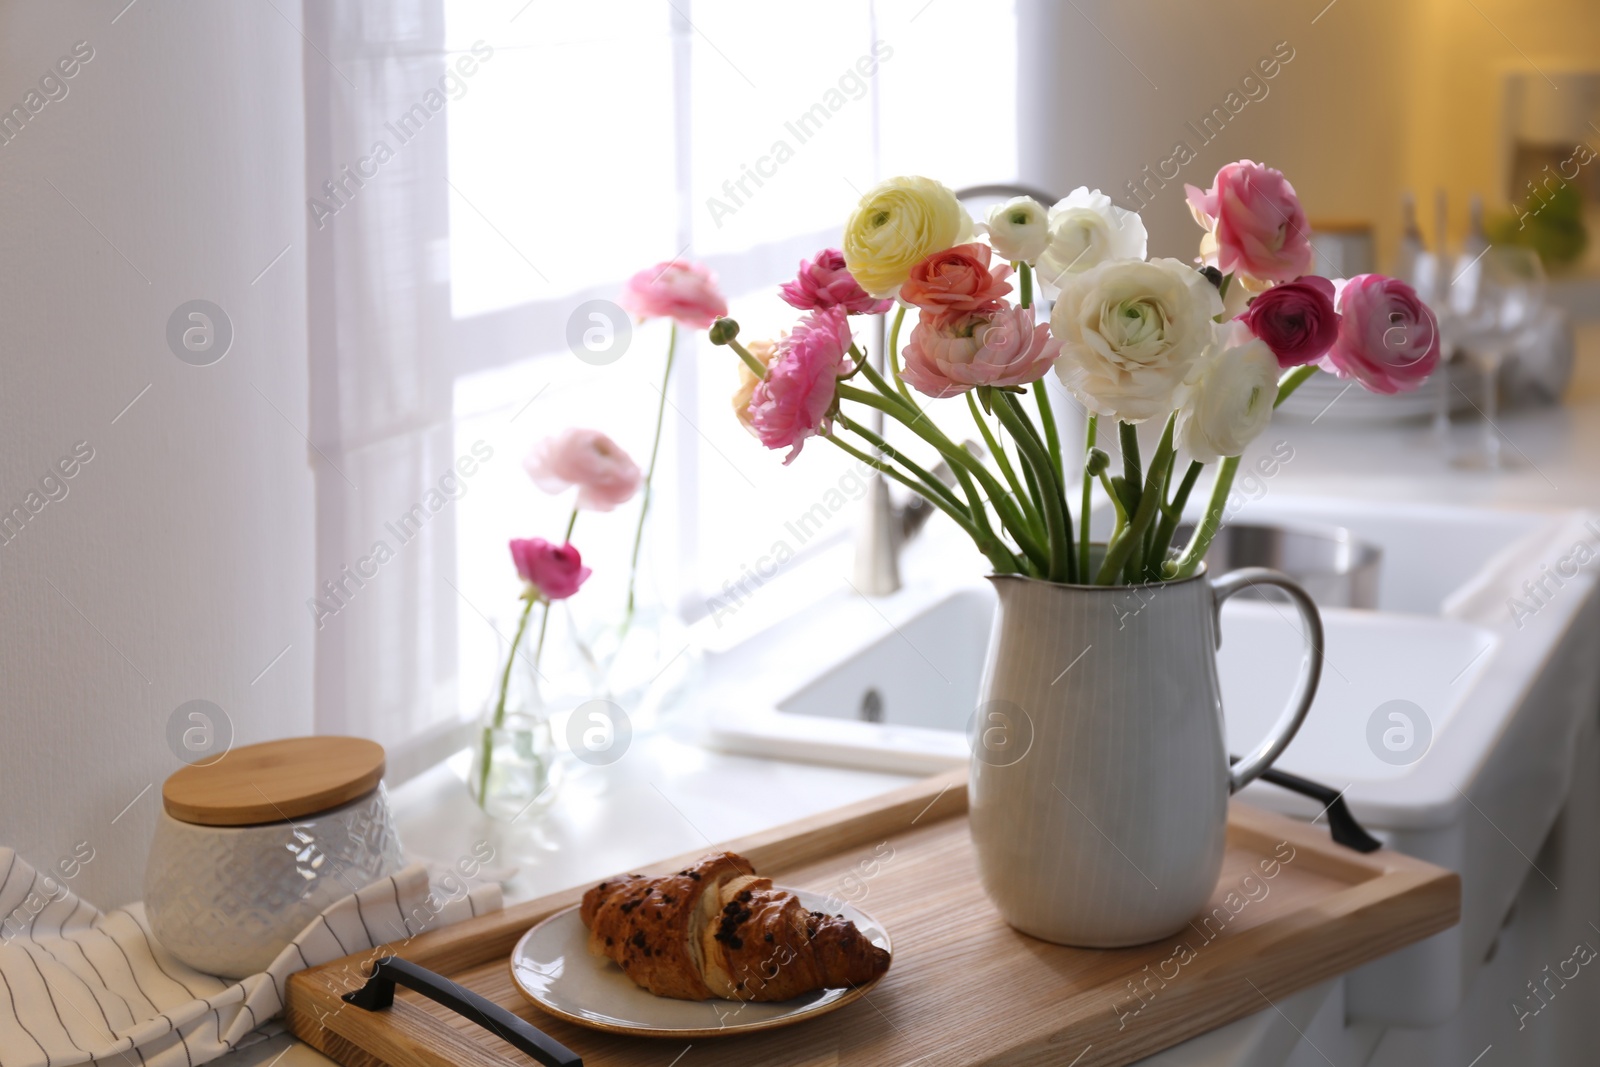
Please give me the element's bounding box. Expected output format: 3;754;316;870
1443;246;1547;470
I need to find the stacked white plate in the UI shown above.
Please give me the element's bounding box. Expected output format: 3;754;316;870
1275;367;1454;424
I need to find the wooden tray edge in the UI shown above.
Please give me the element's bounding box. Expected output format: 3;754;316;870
286;770;1463;1067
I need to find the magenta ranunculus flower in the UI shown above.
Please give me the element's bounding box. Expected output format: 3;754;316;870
1320;274;1441;395
619;260;728;328
1185;161;1313;284
523;427;643;512
510;538;592;600
749;306;854;463
901;305;1061;399
780;249;893;315
1237;275;1340;368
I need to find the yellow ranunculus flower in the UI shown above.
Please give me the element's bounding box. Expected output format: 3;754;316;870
732;338;779;435
841;176;972;298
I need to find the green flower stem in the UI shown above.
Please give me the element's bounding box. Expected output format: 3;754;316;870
826;432;1017;574
836;381;1049;571
1171;363;1321;577
1033;379;1062;486
1148;460;1203;578
1097;414;1175;584
950;462;1027;577
726;335;769;379
1017;445;1046;535
1276;363;1317;404
478;592;540;808
965;391;1044;538
994;391;1074;583
1099;470;1127;532
625;323;675;621
1119;421;1143;520
1079;413;1098;578
837;412;968;517
1018;262;1033;309
885;305;911;404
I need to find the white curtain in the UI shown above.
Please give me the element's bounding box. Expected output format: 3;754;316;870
302;0;464;774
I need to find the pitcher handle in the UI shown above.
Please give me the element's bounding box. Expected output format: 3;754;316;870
1212;567;1325;794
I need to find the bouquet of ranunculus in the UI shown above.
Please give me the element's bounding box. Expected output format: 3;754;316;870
712;161;1440;584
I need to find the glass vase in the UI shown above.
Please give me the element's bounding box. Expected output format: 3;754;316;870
466;609;569;821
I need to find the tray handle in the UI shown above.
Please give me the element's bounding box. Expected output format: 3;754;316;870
342;955;583;1067
1230;756;1382;853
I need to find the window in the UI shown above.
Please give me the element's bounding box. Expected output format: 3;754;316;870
310;0;1017;772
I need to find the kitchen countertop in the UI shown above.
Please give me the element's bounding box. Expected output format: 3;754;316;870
217;330;1600;1066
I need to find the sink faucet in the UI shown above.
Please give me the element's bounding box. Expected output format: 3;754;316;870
852;450;971;596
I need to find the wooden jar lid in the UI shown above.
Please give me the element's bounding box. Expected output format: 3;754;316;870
162;736;386;827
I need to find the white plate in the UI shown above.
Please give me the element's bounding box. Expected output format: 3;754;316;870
509;888;892;1038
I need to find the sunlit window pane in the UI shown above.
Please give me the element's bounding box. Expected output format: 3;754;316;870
688;2;876;255
444;2;678;317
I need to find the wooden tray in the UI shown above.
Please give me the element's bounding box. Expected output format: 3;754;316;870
286;769;1459;1067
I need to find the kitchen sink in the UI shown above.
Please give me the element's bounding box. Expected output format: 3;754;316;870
701;496;1600;1028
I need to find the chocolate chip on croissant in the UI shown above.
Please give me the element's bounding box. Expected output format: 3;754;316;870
580;851;891;1002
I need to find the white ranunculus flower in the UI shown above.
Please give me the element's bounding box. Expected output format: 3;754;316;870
983;196;1049;263
1176;322;1280;462
1034;187;1148;288
1050;257;1224;423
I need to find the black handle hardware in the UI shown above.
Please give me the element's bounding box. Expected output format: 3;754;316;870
342;956;583;1067
1229;757;1382;853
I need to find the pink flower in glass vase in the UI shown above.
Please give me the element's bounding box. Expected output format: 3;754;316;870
524;427;642;512
899;243;1013;315
1237;275;1340;368
748;307;855;463
780;249;893;314
1185;161;1313;284
510;538;591;600
900;305;1061;399
1320;274;1441;395
618;260;728;328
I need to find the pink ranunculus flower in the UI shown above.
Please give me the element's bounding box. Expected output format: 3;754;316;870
1237;275;1340;368
780;249;893;315
510;538;591;600
618;260;728;328
1185;161;1313;284
749;306;854;463
899;243;1013;316
1320;274;1441;394
524;427;643;512
900;305;1061;399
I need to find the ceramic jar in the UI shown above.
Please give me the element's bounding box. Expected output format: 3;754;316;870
144;737;404;978
968;565;1323;948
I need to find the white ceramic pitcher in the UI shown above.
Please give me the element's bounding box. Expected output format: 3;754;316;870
967;564;1323;947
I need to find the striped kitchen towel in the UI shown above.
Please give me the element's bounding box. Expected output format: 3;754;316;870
0;848;501;1066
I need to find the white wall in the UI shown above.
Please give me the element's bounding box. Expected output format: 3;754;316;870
0;3;314;906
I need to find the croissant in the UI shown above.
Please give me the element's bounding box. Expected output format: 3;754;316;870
579;851;891;1002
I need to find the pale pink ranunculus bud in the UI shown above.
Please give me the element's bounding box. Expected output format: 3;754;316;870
523;427;643;512
900;305;1061;399
509;538;591;600
779;249;892;314
748;307;854;463
1320;274;1440;395
1185;161;1313;284
618;260;728;329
